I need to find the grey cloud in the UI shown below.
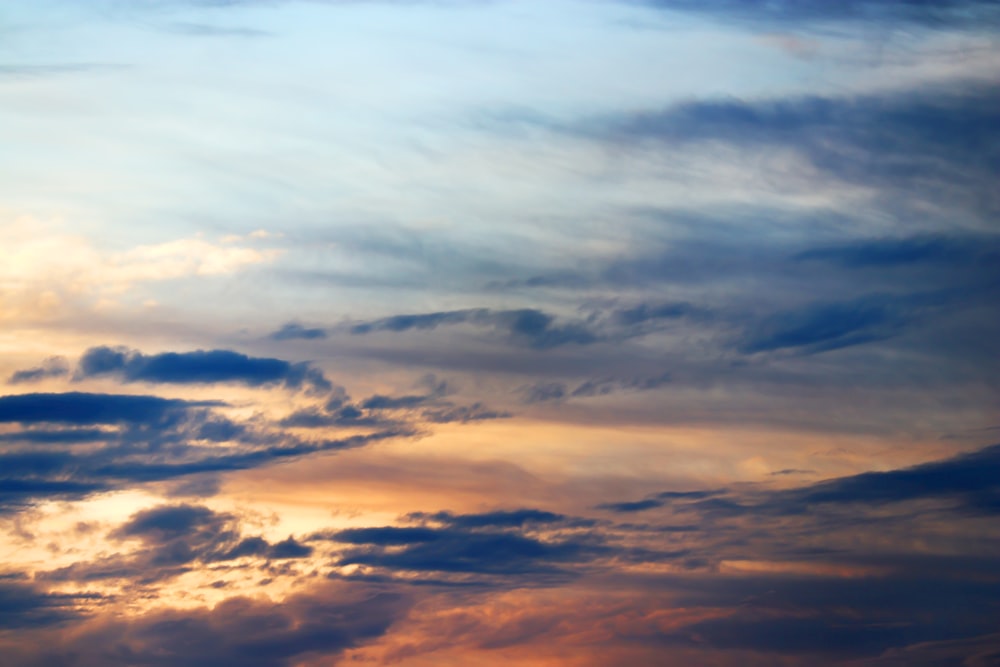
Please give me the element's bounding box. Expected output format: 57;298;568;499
347;308;601;349
7;357;70;385
75;346;333;393
739;294;917;354
638;0;1000;26
267;323;327;341
0;392;410;513
0;580;99;630
6;585;410;667
592;86;1000;218
42;504;313;585
0;392;215;426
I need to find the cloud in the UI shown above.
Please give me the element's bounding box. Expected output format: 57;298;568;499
601;442;1000;521
638;0;1000;26
0;392;410;513
75;346;333;393
611;301;699;326
42;504;313;585
794;234;999;268
409;509;578;529
596;490;722;513
267;323;327;341
420;402;511;424
3;585;410;667
334;531;599;578
280;380;507;428
777;442;1000;514
314;509;604;582
0;225;281;322
0;392;213;425
523;372;672;404
0;429;109;444
0;580;97;630
591;86;1000;216
347;308;601;349
739;294;917;354
7;357;70;385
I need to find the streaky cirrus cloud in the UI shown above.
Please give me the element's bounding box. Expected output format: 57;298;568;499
639;0;1000;26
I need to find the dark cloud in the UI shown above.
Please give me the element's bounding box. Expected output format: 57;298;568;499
611;301;699;327
597;498;667;513
0;428;110;444
7;357;70;385
349;309;487;335
0;580;97;630
329;526;447;546
597;490;722;513
601;443;1000;522
570;372;672;397
314;509;603;582
643;571;1000;660
347;308;601;349
574;446;1000;659
5;586;409;667
278;404;398;429
335;531;599;577
0;392;213;425
0;392;409;513
595;87;1000;217
739;293;917;354
522;382;567;404
280;378;506;428
420;402;511;424
43;504;313;585
358;375;452;411
524;372;672;404
411;509;577;529
639;0;1000;26
267;322;327;341
75;346;333;393
777;442;1000;514
266;537;313;559
361;393;434;410
794;234;1000;268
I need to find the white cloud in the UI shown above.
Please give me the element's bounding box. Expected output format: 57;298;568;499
0;217;281;321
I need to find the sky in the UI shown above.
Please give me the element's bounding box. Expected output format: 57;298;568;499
1;0;998;664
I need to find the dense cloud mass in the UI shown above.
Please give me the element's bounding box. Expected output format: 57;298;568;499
1;0;997;664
